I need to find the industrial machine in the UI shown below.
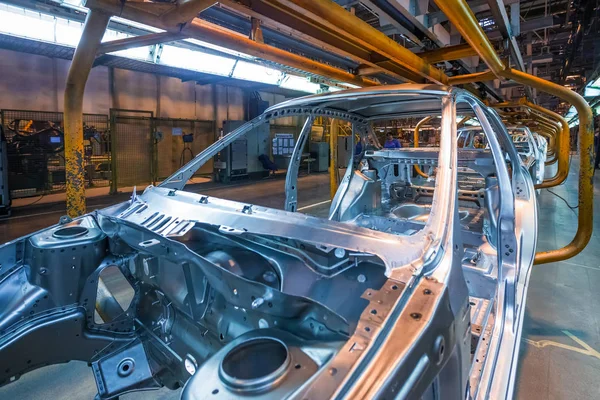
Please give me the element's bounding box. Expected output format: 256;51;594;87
5;119;64;198
215;121;248;182
215;121;271;181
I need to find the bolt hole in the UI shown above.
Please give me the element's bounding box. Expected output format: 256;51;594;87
391;285;398;290
294;364;301;369
212;389;219;395
365;326;371;332
370;309;377;315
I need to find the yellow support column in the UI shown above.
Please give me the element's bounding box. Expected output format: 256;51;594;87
413;116;432;178
329;119;339;199
64;10;111;217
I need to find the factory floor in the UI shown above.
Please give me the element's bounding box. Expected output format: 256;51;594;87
0;161;599;399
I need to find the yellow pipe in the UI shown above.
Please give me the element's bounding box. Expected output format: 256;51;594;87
448;70;497;85
433;0;594;264
277;0;448;84
497;107;560;163
522;99;570;185
418;43;478;64
506;67;593;265
413;116;432;178
329;119;339;199
494;103;567;185
457;116;472;127
431;0;504;76
64;10;111;217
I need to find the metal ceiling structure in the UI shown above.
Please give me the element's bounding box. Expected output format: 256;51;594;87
2;0;598;110
2;0;599;109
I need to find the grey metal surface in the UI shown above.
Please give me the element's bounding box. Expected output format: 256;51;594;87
0;168;595;400
0;85;538;400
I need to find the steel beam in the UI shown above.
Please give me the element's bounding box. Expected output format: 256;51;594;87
97;32;185;54
486;0;532;99
64;9;110;217
219;0;412;83
428;0;520;26
267;0;449;84
359;0;424;46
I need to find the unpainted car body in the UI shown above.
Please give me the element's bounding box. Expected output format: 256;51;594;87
0;85;537;400
508;126;546;185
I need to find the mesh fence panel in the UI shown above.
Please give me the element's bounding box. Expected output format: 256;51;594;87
1;108;216;197
0;109;109;198
154;118;214;180
110;109;154;190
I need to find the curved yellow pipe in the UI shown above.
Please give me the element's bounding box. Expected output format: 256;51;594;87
494;103;567;185
413;116;433;178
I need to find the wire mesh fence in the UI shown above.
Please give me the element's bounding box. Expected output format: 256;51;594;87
110;109;154;193
154;117;214;181
0;108;217;199
0;109;110;199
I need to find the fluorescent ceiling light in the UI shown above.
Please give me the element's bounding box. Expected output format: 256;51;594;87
584;87;600;97
232;61;283;85
160;45;237;76
183;38;254;60
0;1;352;94
280;75;321;94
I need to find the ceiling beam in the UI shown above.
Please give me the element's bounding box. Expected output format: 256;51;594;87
267;0;448;83
86;0;379;87
485;0;533;99
97;32;185;54
428;0;519;26
218;0;412;83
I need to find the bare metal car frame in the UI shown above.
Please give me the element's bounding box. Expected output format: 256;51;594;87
0;85;537;400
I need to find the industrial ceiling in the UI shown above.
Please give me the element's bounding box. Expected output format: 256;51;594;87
1;0;598;114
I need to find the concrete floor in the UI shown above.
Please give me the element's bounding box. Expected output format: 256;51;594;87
0;163;599;399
